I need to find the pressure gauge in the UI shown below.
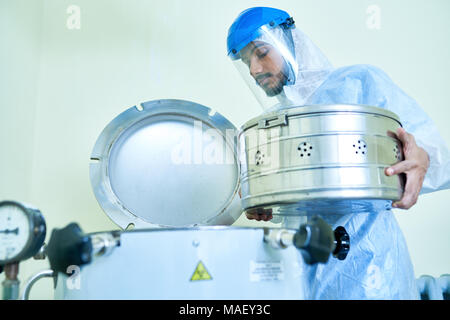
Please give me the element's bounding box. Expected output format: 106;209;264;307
0;201;46;265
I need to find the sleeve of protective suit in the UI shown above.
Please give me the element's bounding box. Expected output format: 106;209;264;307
309;64;450;194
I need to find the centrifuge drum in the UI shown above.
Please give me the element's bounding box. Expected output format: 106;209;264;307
239;104;405;214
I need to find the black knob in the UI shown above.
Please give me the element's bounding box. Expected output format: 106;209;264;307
293;216;335;265
46;223;93;274
333;226;350;260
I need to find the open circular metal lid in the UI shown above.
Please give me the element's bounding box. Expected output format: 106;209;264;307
90;100;242;229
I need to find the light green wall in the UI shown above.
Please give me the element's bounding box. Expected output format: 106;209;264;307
1;0;449;299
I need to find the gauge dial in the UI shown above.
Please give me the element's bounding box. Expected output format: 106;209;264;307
0;201;46;265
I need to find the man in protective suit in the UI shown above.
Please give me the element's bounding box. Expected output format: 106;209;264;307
227;7;450;299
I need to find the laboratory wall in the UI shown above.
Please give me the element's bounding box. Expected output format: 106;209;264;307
0;0;449;299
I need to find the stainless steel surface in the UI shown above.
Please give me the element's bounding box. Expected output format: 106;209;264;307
90;99;242;229
21;269;56;300
239;104;405;214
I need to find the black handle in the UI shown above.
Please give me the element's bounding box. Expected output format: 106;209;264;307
333;226;350;260
46;223;93;274
293;216;335;265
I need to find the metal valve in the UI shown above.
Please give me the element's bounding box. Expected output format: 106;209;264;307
264;216;350;265
46;223;120;274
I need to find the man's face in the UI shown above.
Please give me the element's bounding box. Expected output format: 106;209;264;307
240;41;288;97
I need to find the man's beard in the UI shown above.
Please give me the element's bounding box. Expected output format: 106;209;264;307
256;70;289;97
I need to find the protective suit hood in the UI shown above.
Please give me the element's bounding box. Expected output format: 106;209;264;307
227;7;333;111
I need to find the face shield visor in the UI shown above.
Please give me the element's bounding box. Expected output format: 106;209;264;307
230;24;298;112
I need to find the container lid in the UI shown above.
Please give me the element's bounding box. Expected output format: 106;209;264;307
90;100;242;229
241;104;402;130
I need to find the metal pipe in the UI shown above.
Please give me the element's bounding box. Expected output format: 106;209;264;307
263;228;296;249
2;263;19;300
21;269;56;300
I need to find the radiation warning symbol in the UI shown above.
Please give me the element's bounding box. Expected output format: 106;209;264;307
190;261;212;281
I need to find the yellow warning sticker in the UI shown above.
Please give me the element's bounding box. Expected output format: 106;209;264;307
190;261;212;281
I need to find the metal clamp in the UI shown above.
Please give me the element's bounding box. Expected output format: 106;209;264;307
258;114;288;129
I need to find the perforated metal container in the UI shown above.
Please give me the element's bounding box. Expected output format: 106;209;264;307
239;104;405;215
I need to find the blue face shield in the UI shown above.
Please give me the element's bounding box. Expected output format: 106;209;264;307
228;8;333;111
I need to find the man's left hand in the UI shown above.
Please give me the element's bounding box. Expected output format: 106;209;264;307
385;127;430;209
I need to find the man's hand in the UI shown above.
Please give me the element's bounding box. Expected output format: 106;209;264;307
245;207;273;221
385;127;430;209
239;188;273;221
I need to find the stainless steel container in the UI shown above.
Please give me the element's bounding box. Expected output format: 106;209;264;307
239;104;405;215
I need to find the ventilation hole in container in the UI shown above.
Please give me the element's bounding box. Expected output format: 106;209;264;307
255;151;265;165
298;141;313;158
353;140;367;155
